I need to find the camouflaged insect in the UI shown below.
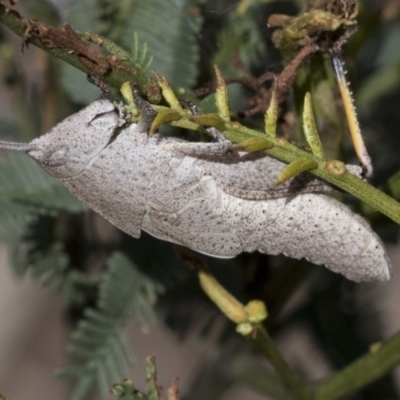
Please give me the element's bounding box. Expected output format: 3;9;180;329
0;99;391;282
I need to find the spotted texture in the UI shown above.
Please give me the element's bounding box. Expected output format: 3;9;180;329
25;100;391;282
29;100;119;178
211;151;341;200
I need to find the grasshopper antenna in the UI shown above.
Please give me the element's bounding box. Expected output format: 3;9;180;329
0;140;32;151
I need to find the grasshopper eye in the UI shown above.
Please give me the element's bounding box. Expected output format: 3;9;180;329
24;100;121;179
42;144;69;167
89;110;119;129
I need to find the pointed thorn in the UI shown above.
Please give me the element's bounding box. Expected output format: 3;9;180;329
213;65;230;122
275;157;318;186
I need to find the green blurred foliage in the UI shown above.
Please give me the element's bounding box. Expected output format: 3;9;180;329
0;0;400;399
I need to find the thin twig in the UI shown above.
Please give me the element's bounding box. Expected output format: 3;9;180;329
315;330;400;400
179;249;312;400
249;324;312;400
0;4;160;101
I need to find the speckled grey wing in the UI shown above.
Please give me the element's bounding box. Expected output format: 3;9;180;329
141;175;243;257
263;194;391;282
211;152;340;200
220;191;391;282
210;152;391;282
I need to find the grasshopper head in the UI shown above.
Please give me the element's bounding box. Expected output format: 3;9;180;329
0;100;121;178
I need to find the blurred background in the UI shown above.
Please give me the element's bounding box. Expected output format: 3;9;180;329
1;1;400;399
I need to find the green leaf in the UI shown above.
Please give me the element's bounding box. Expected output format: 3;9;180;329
0;152;85;214
58;0;105;103
64;0;102;32
58;252;163;400
59;62;100;104
121;0;205;88
356;63;400;107
0;152;85;241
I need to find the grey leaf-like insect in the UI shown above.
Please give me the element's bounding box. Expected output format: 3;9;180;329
0;99;391;282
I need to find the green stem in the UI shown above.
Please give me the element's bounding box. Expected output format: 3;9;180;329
0;4;154;93
249;324;312;400
236;364;290;400
224;126;400;226
314;331;400;400
195;259;310;400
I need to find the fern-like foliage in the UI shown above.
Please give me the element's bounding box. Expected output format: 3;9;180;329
0;152;84;212
129;32;153;73
56;0;105;103
57;252;163;400
64;0;102;31
213;6;266;75
86;31;154;76
0;152;57;204
121;0;206;88
58;1;154;103
0;151;85;240
10;237;98;308
0;145;89;308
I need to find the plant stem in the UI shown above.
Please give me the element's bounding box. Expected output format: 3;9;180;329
224;126;400;226
195;264;311;400
236;364;290;400
314;331;400;400
0;4;154;93
250;324;312;400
